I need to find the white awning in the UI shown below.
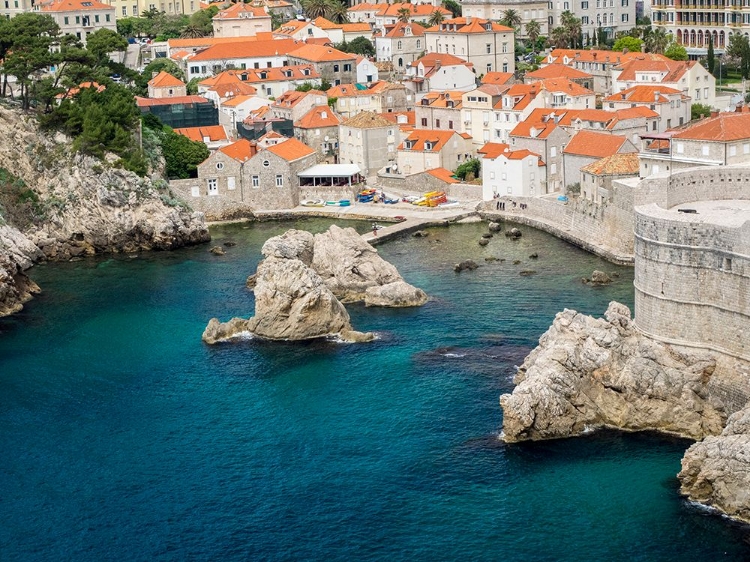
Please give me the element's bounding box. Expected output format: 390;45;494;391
298;164;361;178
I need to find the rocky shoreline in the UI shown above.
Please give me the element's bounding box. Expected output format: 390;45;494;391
500;301;750;525
0;106;210;317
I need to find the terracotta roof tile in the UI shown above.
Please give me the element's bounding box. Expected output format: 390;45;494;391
267;137;316;161
39;0;112;11
603;84;683;103
481;72;514;85
398;129;461;152
426;167;459;183
288;44;356;62
173;125;228;143
563;130;630;158
383;21;425;38
148;71;185;88
219;138;258;162
377;3;450;18
136;95;211;107
477;142;510;159
424;17;512;34
580;152;640;176
615;59;696;83
294;105;341;129
549;49;668;65
342;111;392;128
213;3;268;19
673;111;750;142
189;38;299;62
527;64;592;80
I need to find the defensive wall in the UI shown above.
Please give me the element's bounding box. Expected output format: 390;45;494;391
633;165;750;413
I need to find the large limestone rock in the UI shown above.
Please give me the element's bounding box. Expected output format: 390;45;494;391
678;405;750;523
500;302;725;443
202;256;371;343
311;225;427;306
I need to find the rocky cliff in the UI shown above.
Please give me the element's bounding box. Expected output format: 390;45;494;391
203;227;428;343
679;405;750;523
0;104;210;316
500;302;726;443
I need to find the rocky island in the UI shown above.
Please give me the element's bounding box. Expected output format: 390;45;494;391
202;225;428;343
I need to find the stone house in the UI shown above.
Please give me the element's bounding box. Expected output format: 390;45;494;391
349;2;448;28
374;21;426;72
556;107;660;146
212;3;272;38
509;113;571;194
639;109;750;178
37;0;115;46
339;111;399;175
220;95;271;130
603;85;690;133
524;64;593;92
328;81;411;119
173;125;231;150
461;84;509;146
396;129;474;176
270;89;329;122
414;91;463;132
294;105;342;160
197;71;259;105
478;142;546;200
185;38;299;81
356;57;379;84
286;44;357;87
147;71;187;99
273;18;331;41
403;53;476;98
195;138;258;202
562;130;637;190
423;16;515;75
580;152;640;204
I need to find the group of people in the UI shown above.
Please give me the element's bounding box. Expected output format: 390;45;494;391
494;199;528;211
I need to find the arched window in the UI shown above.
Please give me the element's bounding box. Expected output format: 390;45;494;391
398;57;403;68
416;39;421;49
397;40;402;50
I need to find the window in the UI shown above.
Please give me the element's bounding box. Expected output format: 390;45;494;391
702;145;709;156
448;120;453;129
216;162;224;170
621;13;628;22
416;40;421;49
343;64;351;72
263;160;270;167
551;147;557;157
252;175;259;188
730;145;737;157
95;14;99;22
64;16;69;24
744;143;749;154
121;7;125;15
75;15;80;23
486;43;492;54
397;41;402;50
106;14;110;21
550;163;557;174
421;118;427;126
207;178;218;195
501;172;507;180
490;172;495;179
275;175;283;187
582;0;588;7
676;142;684;154
227;177;236;190
436;119;440;128
333;64;339;72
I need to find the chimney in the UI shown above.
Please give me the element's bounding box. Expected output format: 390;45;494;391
710;110;719;118
466;15;471;24
654;90;660;101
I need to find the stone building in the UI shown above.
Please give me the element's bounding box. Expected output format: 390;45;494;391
338;111;396;176
461;0;548;38
414;91;463;132
396;129;474;176
327;81;411;120
286;44;358;87
212;3;271;37
509;111;571;194
374;21;426;72
147;71;187;99
579;152;640;204
549;0;635;43
603;85;690;133
36;0;116;46
563;130;637;190
461;84;508;146
423;16;515;75
185;38;299;81
270;89;328;122
402;53;477;97
524;64;593;92
294;105;342;160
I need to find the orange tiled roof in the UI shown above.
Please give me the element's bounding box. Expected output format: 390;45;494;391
399;129;461;152
418;91;463;109
274;19;310;35
168;37;248;50
382;21;425;38
219;138;258;162
294;105;341;129
478;142;510;159
563;130;630;158
378;110;414;126
341;22;373;32
312;16;339;29
504;149;545;165
481;72;514;85
412;52;470;68
222;94;259;107
536;77;594;97
603;84;683;103
55;81;105;99
673;111;750;142
288;44;356;63
173;125;228;143
213;3;269;19
39;0;112;11
426;167;459;184
549;49;668;65
580;152;639;176
378;3;450;18
612;106;659;120
496;83;541;111
526;64;592;80
267;137;316;161
136;95;210;107
615;58;696;83
425;17;512;34
273;89;327;108
148;71;185;88
189;38;299;62
244;105;273;122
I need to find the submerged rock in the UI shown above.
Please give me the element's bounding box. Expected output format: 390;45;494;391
478;238;489;246
488;222;502;232
588;270;612;285
499;302;725;443
505;228;522;239
364;280;428;307
454;260;478;272
209;246;225;256
412;230;429;238
679;406;750;523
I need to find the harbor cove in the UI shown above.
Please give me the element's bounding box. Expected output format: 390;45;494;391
1;218;749;561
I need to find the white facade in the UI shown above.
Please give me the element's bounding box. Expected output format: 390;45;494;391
550;0;636;43
481;146;546;200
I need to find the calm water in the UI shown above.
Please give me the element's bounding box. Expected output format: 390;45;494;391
1;219;748;561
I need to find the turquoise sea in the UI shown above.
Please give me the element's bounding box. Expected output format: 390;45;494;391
1;219;748;561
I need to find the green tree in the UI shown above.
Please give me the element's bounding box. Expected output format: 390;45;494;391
86;29;129;64
442;0;461;17
549;27;568;49
525;20;541;48
161;127;209;179
336;36;375;56
560;11;582;48
143;58;186;82
500;9;521;31
664;40;689;61
0;13;61;109
454;158;480;181
188;5;219;36
612;36;643;53
397;7;411;23
726;33;750;78
707;36;715;74
691;103;712;121
427;9;445;27
644;27;669;54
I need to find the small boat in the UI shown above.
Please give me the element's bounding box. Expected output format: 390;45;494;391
383;197;399;204
339;199;351;207
325;200;339;206
438;199;460;208
301;199;325;207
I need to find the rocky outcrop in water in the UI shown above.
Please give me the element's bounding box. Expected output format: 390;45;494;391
499;302;725;443
204;226;427;343
311;225;427;307
678;405;750;523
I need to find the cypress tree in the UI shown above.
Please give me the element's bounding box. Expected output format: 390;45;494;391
707;37;715;75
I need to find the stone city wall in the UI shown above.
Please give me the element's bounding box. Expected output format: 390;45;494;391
170;178;255;221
